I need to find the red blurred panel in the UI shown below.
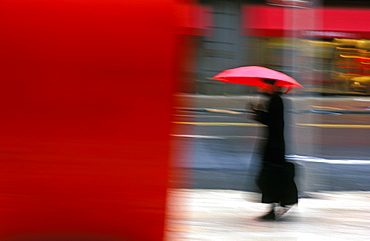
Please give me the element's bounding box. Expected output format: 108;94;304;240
322;8;370;32
175;3;213;36
0;0;178;240
243;6;370;39
243;6;285;31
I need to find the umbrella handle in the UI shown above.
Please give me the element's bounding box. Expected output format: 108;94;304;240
284;87;292;94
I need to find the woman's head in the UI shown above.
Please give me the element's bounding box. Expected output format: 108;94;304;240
258;79;287;94
263;79;276;85
257;79;276;94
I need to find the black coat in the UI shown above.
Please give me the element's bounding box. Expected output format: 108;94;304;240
254;92;285;164
253;92;298;205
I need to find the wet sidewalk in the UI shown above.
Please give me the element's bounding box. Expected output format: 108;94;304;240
165;189;370;240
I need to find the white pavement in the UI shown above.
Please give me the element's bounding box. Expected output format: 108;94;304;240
165;189;370;241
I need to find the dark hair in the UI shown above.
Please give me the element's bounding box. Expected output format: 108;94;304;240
263;79;276;85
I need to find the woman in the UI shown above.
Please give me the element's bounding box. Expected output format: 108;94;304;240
250;79;298;221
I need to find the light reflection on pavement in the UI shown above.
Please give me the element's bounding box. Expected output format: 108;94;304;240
165;190;370;241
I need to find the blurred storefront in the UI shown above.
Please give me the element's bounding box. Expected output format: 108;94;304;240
243;5;370;95
193;0;370;95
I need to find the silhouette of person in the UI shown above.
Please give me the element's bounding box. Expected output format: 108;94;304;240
249;79;298;221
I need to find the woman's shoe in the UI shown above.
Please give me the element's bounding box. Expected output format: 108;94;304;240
259;209;275;221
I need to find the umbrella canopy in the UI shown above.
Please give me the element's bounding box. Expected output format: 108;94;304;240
212;66;303;89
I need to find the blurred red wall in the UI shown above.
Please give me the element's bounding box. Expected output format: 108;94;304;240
0;0;178;240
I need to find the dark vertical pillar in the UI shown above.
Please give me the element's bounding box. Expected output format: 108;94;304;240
196;0;247;95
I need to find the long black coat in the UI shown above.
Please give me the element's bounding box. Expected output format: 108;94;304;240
253;92;298;206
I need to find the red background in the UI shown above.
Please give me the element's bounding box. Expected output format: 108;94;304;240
0;0;179;240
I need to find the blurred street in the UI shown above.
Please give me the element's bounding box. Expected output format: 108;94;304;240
172;94;370;192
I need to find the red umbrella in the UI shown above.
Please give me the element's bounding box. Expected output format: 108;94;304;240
212;66;303;89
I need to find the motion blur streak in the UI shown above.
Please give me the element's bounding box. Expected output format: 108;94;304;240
0;0;184;240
